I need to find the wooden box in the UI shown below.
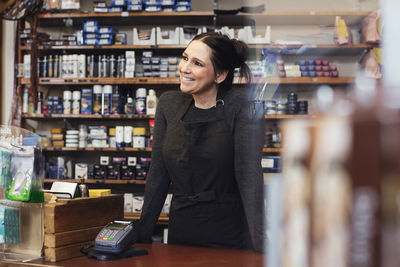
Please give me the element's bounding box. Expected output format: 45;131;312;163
44;195;123;262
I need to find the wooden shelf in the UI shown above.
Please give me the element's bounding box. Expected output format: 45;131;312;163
263;148;282;153
43;147;152;152
34;77;180;85
22;114;155;120
258;43;373;56
225;11;371;25
37;44;186;51
37;11;371;27
43;178;146;185
38;11;213;19
32;43;374;54
265;114;314;119
124;212;169;224
250;77;354;84
20;76;355;85
38;11;215;26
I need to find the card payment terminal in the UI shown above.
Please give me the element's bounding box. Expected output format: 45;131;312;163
88;219;148;261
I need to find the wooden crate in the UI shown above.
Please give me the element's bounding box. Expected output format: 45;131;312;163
44;195;124;262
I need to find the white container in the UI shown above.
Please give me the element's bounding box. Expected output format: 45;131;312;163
238;25;271;44
23;54;31;78
78;54;86;78
63;90;72;114
72;54;78;78
178;27;204;45
72;90;81;115
102;85;113;115
156;27;180;45
93;85;103;114
132;27;156;45
124;126;133;147
146;89;157;115
62;55;68;78
116;126;124;148
135;88;147;114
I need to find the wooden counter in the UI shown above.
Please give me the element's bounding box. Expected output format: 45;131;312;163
0;243;265;267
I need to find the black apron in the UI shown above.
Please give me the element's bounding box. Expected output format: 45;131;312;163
162;96;245;249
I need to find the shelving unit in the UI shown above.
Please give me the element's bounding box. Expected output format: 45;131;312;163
43;178;146;185
22;114;155;120
42;147;152;152
20;76;355;85
14;2;376;226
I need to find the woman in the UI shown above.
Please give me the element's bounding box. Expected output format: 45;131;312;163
138;32;265;252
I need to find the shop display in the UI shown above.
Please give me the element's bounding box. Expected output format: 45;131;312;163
264;92;308;115
45;155;150;181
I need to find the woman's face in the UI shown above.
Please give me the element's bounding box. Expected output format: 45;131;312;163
178;40;218;96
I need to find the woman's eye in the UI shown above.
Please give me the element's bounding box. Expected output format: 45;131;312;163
194;61;203;67
182;55;188;61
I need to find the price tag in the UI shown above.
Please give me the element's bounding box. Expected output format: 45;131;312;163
121;12;129;17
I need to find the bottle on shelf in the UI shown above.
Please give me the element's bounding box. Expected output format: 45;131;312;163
146;89;157;115
93;85;102;114
22;86;29;114
36;91;43;114
102;85;112;115
125;92;135;114
136;88;147;115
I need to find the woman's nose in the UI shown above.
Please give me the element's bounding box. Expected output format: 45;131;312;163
179;59;190;73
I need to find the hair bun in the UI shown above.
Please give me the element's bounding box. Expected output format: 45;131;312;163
232;39;248;68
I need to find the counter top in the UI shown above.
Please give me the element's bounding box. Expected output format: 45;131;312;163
0;243;265;267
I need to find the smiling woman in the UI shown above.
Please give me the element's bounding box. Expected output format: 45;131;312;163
138;32;266;253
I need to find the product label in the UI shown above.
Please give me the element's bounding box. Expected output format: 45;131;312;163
133;136;145;149
136;98;146;114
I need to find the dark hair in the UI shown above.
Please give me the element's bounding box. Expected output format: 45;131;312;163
191;32;251;93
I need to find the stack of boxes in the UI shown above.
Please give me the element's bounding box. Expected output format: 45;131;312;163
125;51;135;78
70;156;150;180
277;59;339;78
51;128;64;148
136;51;178;77
77;20;126;46
91;0;191;12
87;125;108;148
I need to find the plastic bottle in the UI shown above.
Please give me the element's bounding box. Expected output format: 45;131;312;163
116;126;124;148
54;55;59;77
72;90;81;115
22;87;29;113
124;126;133;147
125;92;135;114
62;55;68;78
63;90;72;114
146;89;157;115
24;54;31;78
110;55;116;77
48;55;53;77
135;88;147;115
111;86;121;114
78;54;86;78
93;85;102;114
36;91;42;114
102;85;112;115
42;56;48;78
